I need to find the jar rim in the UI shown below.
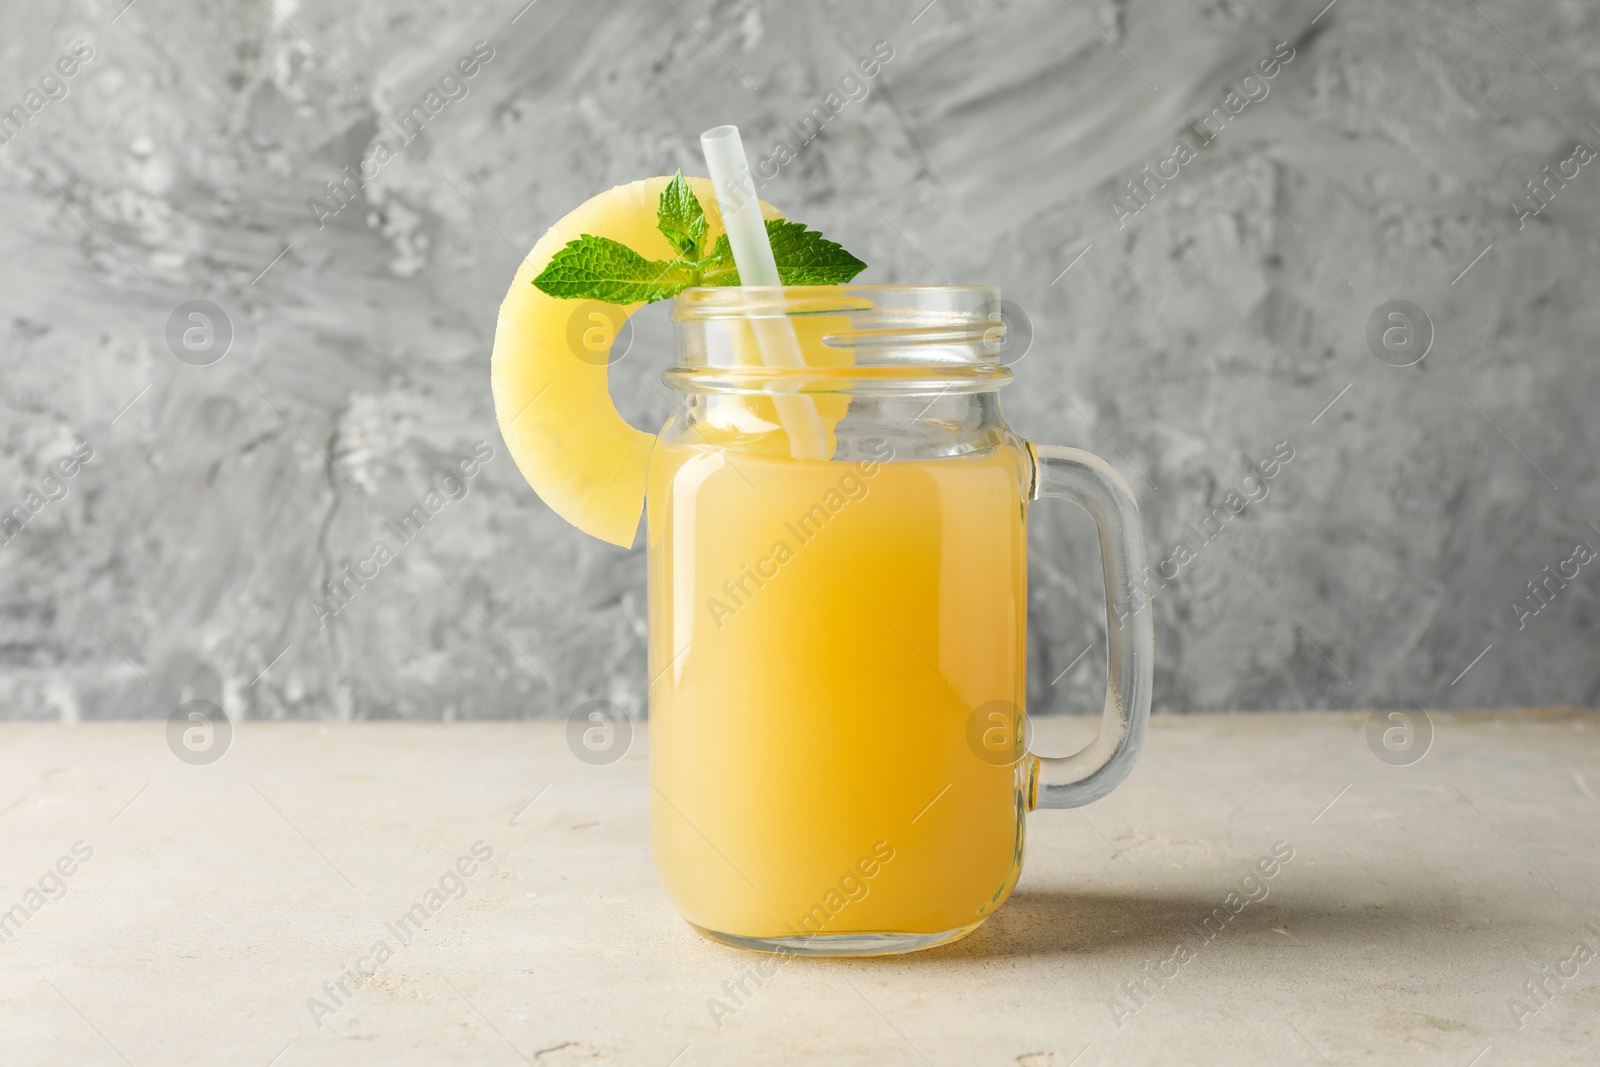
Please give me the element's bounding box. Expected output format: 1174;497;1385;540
665;283;1015;394
671;284;1002;322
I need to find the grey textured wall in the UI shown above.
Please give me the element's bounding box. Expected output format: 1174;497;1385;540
2;0;1596;722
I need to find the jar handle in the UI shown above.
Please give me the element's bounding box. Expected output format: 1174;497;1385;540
1026;443;1155;809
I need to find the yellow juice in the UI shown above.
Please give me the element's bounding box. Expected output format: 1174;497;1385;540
647;439;1032;940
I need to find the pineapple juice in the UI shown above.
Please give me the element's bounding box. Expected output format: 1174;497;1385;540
646;440;1031;939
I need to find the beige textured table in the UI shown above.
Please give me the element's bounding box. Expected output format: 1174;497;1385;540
2;711;1596;1066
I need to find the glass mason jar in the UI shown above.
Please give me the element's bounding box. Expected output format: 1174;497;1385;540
647;286;1153;956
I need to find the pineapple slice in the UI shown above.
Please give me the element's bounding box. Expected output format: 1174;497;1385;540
491;176;780;547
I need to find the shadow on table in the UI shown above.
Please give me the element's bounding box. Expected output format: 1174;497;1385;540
873;883;1455;963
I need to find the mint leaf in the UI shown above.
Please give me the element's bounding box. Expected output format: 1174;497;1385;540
765;219;868;284
657;170;707;257
532;235;697;304
533;202;868;304
699;219;867;287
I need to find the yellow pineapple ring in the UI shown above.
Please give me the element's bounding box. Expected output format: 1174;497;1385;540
491;175;783;547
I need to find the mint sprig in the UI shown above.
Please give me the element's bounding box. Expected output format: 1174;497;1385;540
532;169;867;304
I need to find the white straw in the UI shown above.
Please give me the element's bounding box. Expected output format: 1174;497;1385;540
699;125;828;461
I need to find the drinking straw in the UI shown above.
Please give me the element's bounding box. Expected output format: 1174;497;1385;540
699;125;829;461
